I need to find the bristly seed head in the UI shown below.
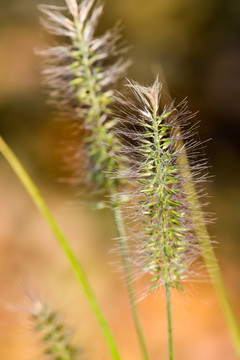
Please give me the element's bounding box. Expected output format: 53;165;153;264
116;77;209;293
38;0;130;195
31;300;83;360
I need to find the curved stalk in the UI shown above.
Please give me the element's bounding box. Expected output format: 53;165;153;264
177;145;240;358
110;186;149;360
158;73;240;356
0;136;121;360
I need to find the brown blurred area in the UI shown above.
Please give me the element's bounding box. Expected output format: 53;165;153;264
0;0;240;359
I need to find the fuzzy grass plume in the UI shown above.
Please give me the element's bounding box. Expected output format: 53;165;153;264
39;0;129;193
30;299;82;360
116;77;210;358
116;78;240;358
117;78;207;292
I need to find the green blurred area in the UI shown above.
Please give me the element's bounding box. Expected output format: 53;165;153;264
0;1;240;359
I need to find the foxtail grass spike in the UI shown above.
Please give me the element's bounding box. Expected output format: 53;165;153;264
38;0;129;193
115;77;211;359
117;78;205;293
30;299;82;360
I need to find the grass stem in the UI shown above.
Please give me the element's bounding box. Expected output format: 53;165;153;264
166;283;174;360
0;136;121;360
110;186;149;360
160;74;240;356
178;146;240;358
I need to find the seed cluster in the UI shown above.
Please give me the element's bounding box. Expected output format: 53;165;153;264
117;79;203;292
31;301;82;360
39;0;129;193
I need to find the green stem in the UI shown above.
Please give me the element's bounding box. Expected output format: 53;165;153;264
0;136;121;360
110;186;149;360
165;283;174;360
177;145;240;358
159;72;240;355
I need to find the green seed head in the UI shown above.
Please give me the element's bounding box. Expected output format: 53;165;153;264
116;78;207;292
31;299;82;360
39;0;129;195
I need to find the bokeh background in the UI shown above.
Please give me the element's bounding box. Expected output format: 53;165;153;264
0;0;240;359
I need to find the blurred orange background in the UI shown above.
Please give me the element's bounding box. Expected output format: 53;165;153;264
0;0;240;359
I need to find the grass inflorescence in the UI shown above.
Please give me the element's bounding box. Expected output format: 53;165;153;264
30;299;82;360
39;0;129;194
115;77;211;358
116;78;208;293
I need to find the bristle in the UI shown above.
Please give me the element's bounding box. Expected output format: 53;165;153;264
79;0;95;24
65;0;79;18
